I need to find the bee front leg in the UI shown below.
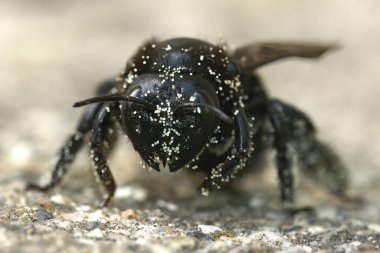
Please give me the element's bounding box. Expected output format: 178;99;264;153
199;109;254;195
89;102;119;207
26;102;103;192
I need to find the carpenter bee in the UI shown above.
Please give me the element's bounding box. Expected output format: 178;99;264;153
28;38;348;206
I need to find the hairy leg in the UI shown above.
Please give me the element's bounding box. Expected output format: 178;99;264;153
268;99;348;204
199;109;254;195
89;102;119;206
27;79;118;193
26;103;103;191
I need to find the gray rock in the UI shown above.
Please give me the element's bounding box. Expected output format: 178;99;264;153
1;1;380;252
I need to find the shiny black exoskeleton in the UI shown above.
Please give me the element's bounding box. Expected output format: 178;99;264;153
28;38;348;206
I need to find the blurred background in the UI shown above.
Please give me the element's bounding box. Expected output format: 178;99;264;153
0;0;379;210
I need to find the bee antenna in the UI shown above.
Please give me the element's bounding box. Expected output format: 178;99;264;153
73;94;154;109
174;103;234;124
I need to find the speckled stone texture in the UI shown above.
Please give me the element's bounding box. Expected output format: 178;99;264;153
1;1;379;252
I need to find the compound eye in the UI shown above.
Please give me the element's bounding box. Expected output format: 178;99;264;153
128;87;142;98
127;88;147;108
226;63;240;77
174;93;215;122
191;92;207;104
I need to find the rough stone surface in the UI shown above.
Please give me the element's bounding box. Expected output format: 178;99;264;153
1;1;379;252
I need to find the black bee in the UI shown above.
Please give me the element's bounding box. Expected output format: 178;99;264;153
27;38;348;206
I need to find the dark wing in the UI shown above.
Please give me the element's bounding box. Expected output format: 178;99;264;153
233;42;338;70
